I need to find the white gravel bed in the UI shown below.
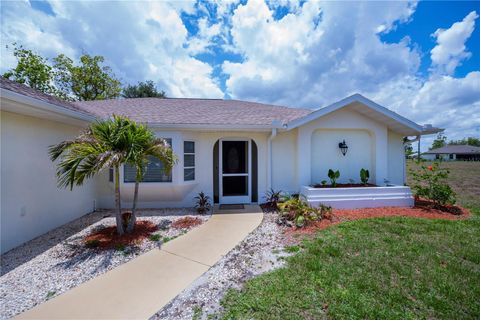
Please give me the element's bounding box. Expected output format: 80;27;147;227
0;208;209;320
151;212;288;320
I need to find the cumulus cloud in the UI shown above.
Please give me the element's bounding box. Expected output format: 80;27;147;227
1;0;479;149
430;11;478;75
0;1;224;98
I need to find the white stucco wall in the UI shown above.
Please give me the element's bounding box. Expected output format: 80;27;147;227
271;129;298;193
387;130;406;185
295;108;389;186
96;130;270;208
311;129;374;184
1;111;97;254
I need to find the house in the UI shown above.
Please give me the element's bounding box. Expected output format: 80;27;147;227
0;77;441;253
422;145;480;161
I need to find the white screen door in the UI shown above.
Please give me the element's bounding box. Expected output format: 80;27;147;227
219;139;251;204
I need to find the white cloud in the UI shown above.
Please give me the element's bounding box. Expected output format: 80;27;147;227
430;11;478;75
1;1;223;98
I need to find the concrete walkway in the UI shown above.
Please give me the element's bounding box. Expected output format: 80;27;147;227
17;205;263;320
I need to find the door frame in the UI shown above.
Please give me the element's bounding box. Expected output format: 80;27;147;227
219;138;252;204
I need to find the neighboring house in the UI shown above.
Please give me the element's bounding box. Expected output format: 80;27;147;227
422;145;480;161
0;77;441;253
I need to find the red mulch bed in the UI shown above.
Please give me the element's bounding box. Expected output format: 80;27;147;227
283;199;470;240
84;220;158;250
171;217;203;229
312;183;377;188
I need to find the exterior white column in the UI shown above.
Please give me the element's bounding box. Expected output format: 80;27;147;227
297;126;312;187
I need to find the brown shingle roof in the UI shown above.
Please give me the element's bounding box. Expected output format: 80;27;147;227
73;98;312;126
424;145;480;154
1;76;312;126
0;77;93;116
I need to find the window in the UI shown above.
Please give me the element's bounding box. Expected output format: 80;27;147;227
124;138;172;183
184;141;195;181
108;167;114;182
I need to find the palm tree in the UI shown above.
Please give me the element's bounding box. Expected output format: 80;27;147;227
125;125;176;233
49;115;137;235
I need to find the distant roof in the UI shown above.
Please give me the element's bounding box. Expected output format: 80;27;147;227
424;145;480;154
0;77;92;116
73;98;312;126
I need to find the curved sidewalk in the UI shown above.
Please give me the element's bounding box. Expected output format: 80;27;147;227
17;205;263;320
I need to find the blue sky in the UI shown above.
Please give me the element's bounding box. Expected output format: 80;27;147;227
1;1;479;149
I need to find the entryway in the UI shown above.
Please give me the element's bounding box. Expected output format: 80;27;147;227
213;139;258;204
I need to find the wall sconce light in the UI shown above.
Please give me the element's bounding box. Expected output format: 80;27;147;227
339;140;348;156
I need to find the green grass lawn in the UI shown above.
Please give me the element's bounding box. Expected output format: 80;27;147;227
219;161;480;319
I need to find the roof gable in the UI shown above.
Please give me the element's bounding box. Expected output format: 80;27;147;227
286;94;424;136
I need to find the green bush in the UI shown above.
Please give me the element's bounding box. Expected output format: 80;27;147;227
149;234;161;242
278;197;332;228
410;162;456;206
85;239;100;248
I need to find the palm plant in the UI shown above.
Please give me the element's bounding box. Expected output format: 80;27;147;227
126;128;176;233
49;115;139;235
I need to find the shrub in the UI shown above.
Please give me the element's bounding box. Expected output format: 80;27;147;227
85;239;100;248
277;196;322;228
194;192;212;214
319;204;333;220
321;180;327;186
149;234;161;242
360;168;370;185
410;162;456;206
328;169;340;187
264;188;282;211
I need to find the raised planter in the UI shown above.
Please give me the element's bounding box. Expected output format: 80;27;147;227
301;185;414;209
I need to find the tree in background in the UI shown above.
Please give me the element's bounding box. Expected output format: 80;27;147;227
3;43;121;101
448;137;480;147
2;44;57;96
122;80;166;98
53;54;121;101
430;133;447;150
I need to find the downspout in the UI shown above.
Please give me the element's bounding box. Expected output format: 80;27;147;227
267;127;278;191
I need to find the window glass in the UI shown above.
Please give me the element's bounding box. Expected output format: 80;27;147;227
124;138;172;183
184;141;195;181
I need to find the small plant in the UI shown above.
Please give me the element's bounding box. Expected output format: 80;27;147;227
194;192;212;214
277;196;322;228
348;179;355;184
115;243;126;252
85;239;100;248
360;168;370;185
149;234;161;242
410;162;456;207
46;291;56;300
328;169;340;187
321;180;327;186
319;204;333;220
264;188;282;211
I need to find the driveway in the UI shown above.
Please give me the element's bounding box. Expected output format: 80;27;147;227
16;205;263;320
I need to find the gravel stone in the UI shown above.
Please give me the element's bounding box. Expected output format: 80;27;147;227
0;208;209;319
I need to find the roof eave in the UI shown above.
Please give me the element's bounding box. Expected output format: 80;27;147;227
284;94;425;135
1;88;95;123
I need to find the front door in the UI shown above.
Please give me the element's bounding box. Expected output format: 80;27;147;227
219;139;251;204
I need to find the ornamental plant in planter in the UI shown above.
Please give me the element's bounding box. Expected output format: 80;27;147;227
328;169;340;187
360;168;370;185
409;162;456;207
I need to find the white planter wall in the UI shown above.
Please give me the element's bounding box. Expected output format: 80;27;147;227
301;185;414;209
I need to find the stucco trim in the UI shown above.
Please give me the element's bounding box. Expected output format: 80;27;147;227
285;93;423;134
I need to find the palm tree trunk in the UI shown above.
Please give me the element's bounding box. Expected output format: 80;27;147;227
114;165;124;235
127;180;139;233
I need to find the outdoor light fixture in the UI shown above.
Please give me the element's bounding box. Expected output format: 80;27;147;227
339;140;348;156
